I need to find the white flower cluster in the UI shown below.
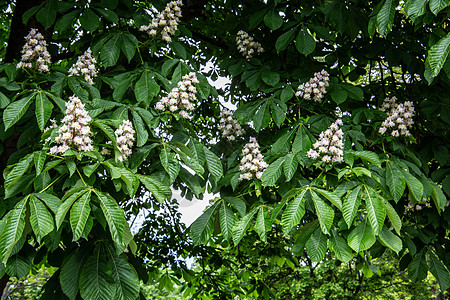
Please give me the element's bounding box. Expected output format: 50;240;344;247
49;96;93;155
405;198;431;214
307;119;344;164
68;48;98;85
239;137;268;180
295;70;330;102
155;72;199;119
236;30;264;60
115;120;135;162
219;109;244;141
378;96;415;137
16;28;51;73
139;0;183;43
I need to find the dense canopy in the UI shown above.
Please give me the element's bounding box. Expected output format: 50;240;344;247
0;0;449;299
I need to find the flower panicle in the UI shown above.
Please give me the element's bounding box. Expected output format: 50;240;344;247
68;48;98;85
219;109;244;141
239;137;268;180
16;28;51;73
115;120;136;162
295;70;330;102
155;72;199;119
236;30;264;60
378;96;415;137
307;119;344;164
139;0;183;43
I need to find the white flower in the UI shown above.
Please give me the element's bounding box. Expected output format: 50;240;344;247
219;109;244;141
307;119;344;165
379;96;415;137
115;120;136;162
139;0;183;43
17;28;51;73
236;30;264;60
296;70;330;103
49;96;93;154
239;137;267;181
68;48;98;85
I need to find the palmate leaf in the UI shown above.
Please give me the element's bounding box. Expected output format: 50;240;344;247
342;184;362;227
100;35;121;67
379;226;402;254
104;244;140;300
55;188;90;229
400;169;424;202
426;32;450;79
347;218;376;253
94;190;127;247
138;174;171;204
134;71;160;105
310;190;334;235
5;251;33;279
305;227;327;262
159;147;180;183
4;154;33;193
386;161;406;202
312;187;342;211
379;197;402;235
29;195;54;243
131;110;148;147
0;197;28;263
60;248;89;300
281;189;307;234
219;201;236;241
363;186;386;235
404;0;427;22
408;250;428;282
232;208;258;246
203;146;223;181
376;0;396;37
330;229;353;263
429;0;450;14
254;206;271;242
190;202;220;245
3;92;35;130
70;191;92;241
79;244;117;300
35;92;54;131
261;156;286;186
283;153;298;182
427;250;450;291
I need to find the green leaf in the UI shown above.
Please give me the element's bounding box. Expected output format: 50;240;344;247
282;189;307;234
171;42;187;59
138;174;171;204
272;126;297;153
261;156;285;186
101;35;121;67
159;148;180;182
5;251;33;279
261;71;280;86
295;27;316;56
3;93;35;130
306;227;327;262
254;206;270;242
405;0;427;22
380;198;402;235
29;196;54;243
203;146;223;181
33;151;47;176
79;244;117;300
35;92;54;131
331;87;348;104
135;71;160;105
55;188;89;229
400;169;424;202
330;229;353;263
104;244;140;300
379;226;402;254
4;154;33;191
0;91;10;109
408;250;428;282
377;0;396;37
311;190;334;235
131;111;148;147
427;250;450;291
364;186;386;235
224;197;246;216
283;153;298;182
80;8;100;32
347;218;376;253
342;84;364;101
426;32;450;79
190;202;219;245
36;1;56;29
292;125;311;153
275;28;296;52
120;33;137;62
253;102;270;132
219;202;236;241
94;191;126;247
312;188;343;211
35;193;61;214
188;139;206;166
431;182;447;212
386;161;406;202
429;0;450;14
70;191;92;241
232;209;258;245
351;151;381;167
61;249;88;300
264;10;283;30
0;198;28;263
96;7;119;23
